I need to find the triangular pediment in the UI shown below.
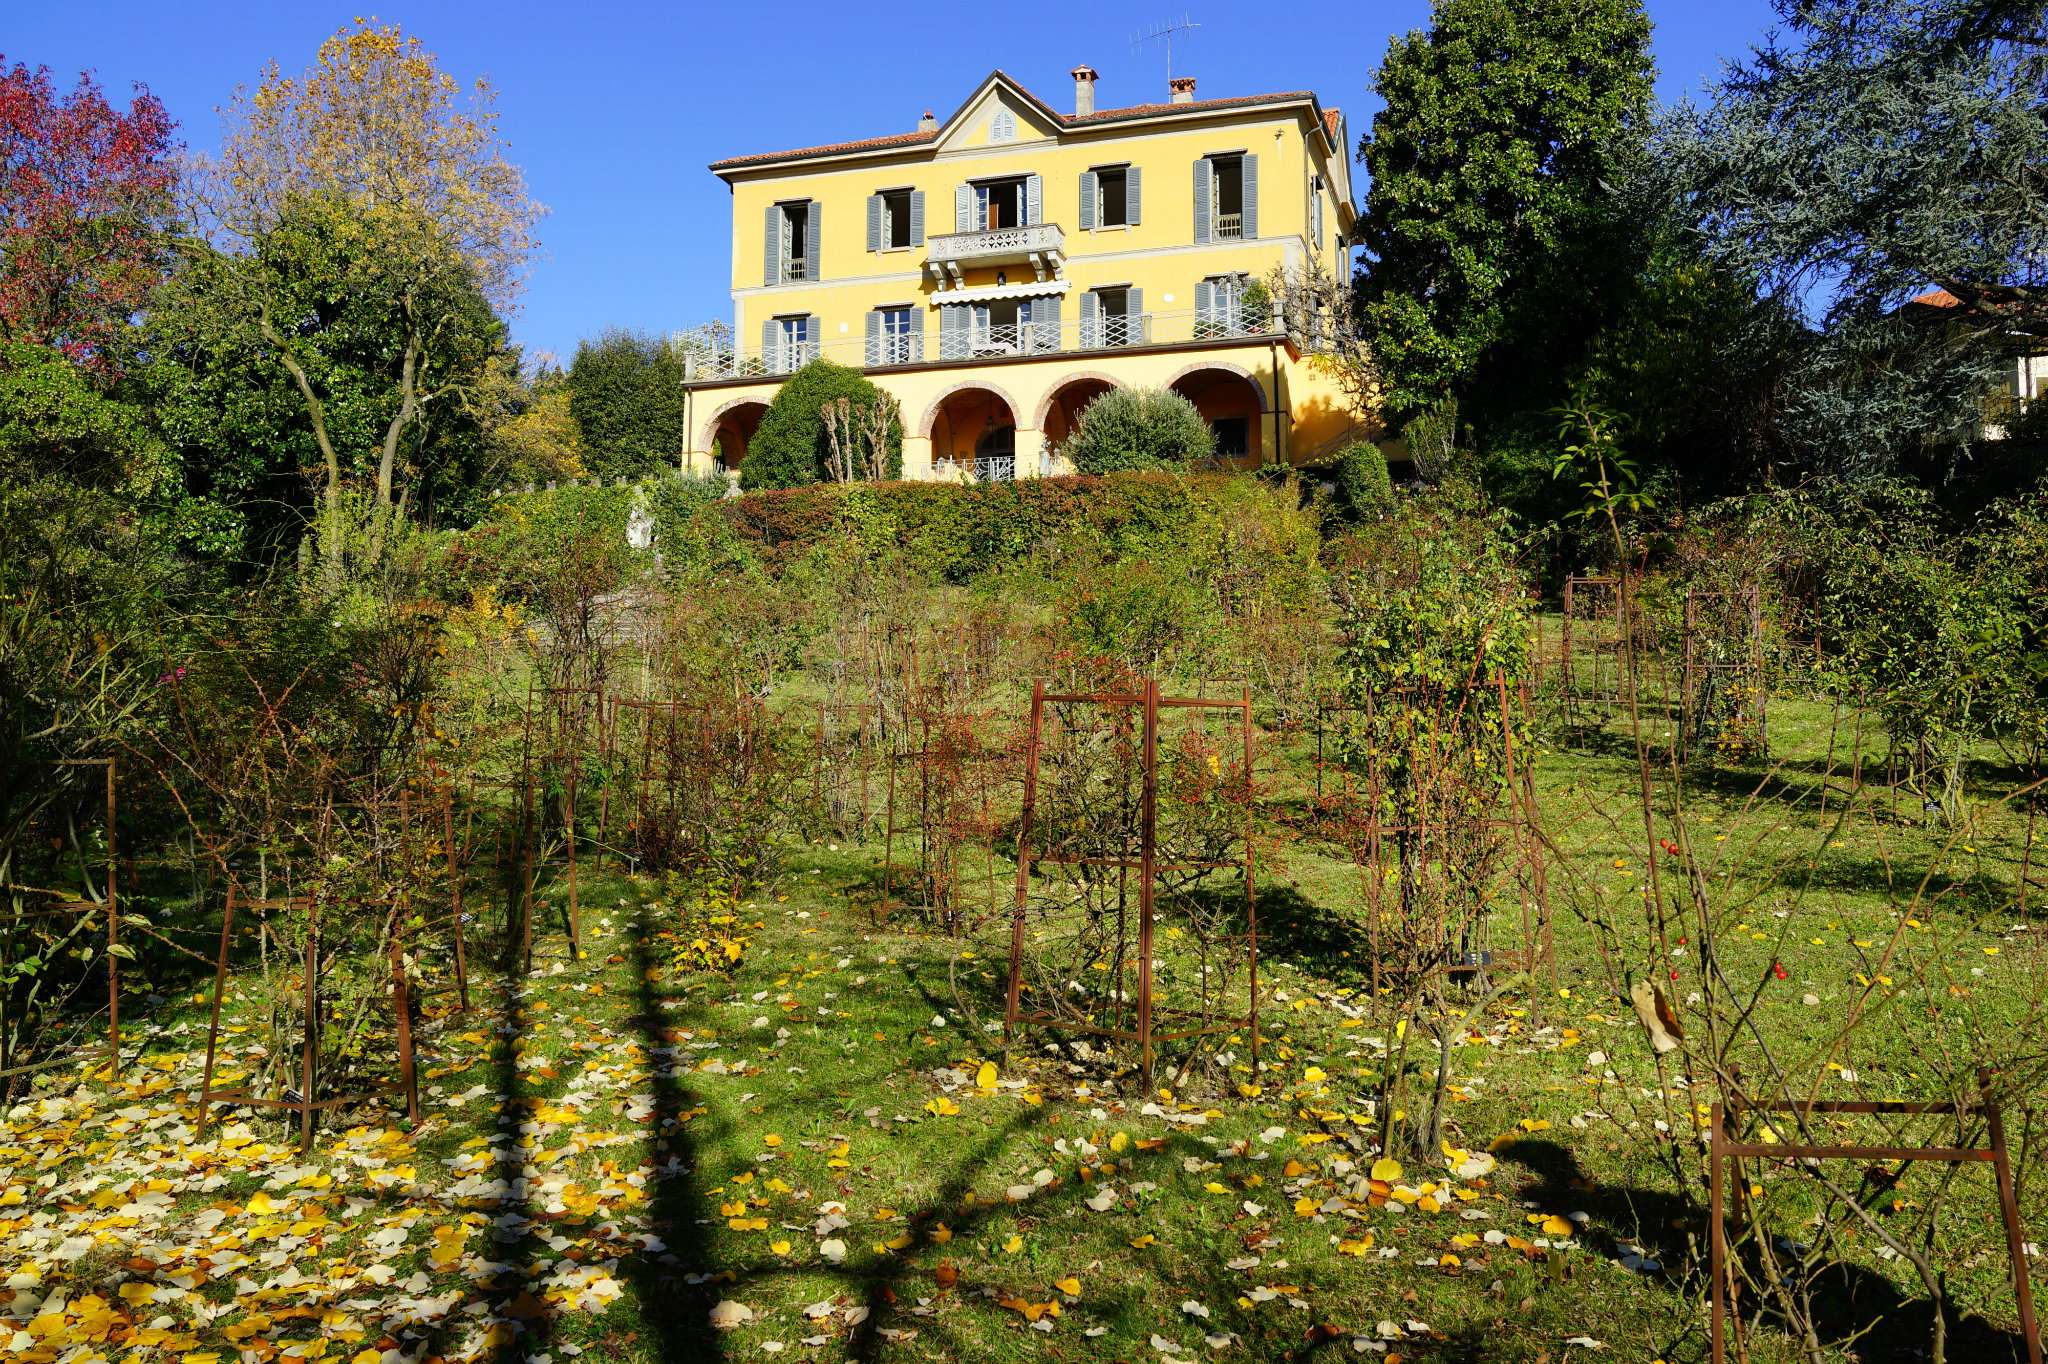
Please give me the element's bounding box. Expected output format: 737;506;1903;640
934;72;1063;153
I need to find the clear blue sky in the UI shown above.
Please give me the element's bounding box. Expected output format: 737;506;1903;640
12;1;1781;365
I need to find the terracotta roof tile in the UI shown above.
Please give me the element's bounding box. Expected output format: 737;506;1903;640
709;76;1324;174
710;129;938;171
1067;90;1315;125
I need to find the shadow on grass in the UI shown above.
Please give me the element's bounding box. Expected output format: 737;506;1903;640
1500;1137;2034;1364
621;904;722;1362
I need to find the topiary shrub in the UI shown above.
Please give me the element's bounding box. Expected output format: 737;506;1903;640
1333;441;1394;516
741;359;903;491
1061;387;1215;474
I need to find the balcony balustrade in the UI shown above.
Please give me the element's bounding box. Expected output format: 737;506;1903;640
683;302;1279;382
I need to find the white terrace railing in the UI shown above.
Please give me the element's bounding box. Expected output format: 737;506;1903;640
685;303;1278;382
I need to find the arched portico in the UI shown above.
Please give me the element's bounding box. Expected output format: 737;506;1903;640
1037;373;1122;455
924;384;1023;481
699;397;771;473
1169;362;1270;466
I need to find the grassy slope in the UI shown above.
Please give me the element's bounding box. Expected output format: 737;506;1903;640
2;686;2041;1364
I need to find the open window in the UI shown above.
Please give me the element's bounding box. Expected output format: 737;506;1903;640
977;178;1026;230
780;201;811;280
881;189;912;250
1211;157;1244;238
1097;287;1131;346
1097;166;1128;227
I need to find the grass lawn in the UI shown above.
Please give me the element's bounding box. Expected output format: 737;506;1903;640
4;680;2041;1363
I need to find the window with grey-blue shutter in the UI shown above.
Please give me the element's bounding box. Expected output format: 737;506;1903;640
1126;166;1142;225
761;318;778;370
1026;173;1042;226
866;194;882;253
955;185;974;233
909;190;925;246
1127;287;1144;343
865;310;882;366
764;204;782;286
940;303;969;360
804;204;821;280
1196;279;1217;335
1080;290;1099;348
1033;294;1060;352
1240;154;1258;238
1193;158;1212;244
1079;170;1097;231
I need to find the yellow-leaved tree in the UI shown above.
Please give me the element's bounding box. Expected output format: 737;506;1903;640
187;19;545;586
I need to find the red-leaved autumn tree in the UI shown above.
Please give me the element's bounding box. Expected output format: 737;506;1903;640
0;59;177;375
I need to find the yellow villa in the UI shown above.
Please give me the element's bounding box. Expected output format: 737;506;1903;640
680;67;1374;481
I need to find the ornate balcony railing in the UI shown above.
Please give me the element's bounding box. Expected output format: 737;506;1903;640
926;222;1065;264
683;303;1278;382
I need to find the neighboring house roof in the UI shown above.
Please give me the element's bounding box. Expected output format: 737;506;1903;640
709;70;1335;175
1908;288;1963;309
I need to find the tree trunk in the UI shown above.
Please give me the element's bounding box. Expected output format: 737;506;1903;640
261;311;345;594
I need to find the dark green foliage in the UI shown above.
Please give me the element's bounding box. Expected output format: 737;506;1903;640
1357;0;1655;422
1665;0;2047;473
567;329;685;480
147;198;506;564
741;359;902;491
1061;386;1215;474
0;341;168;491
1332;441;1394;517
454;481;641;606
1726;481;2041;816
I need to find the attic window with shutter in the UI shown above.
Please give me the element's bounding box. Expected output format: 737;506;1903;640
1097;166;1128;227
990;110;1016;142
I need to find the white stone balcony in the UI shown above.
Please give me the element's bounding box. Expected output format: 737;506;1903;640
926;222;1065;287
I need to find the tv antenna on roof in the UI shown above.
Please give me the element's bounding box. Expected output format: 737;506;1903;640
1132;14;1201;84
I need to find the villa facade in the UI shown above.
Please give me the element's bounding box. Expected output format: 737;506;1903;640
680;68;1373;481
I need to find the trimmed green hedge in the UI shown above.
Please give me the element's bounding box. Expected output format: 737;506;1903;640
705;473;1289;580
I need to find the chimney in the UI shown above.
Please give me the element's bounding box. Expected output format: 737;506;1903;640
918;109;937;133
1071;64;1099;117
1169;75;1196;104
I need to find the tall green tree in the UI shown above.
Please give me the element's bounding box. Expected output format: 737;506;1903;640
1665;0;2047;474
740;359;901;491
149;195;504;569
566;329;685;479
1356;0;1655;428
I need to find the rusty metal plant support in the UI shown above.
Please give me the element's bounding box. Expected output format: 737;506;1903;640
1708;1075;2041;1364
196;887;421;1153
879;704;1018;935
0;758;121;1081
810;701;884;839
399;784;470;1014
1003;678;1260;1088
1314;677;1553;1018
1560;575;1624;729
613;695;766;873
517;685;598;969
1681;585;1769;762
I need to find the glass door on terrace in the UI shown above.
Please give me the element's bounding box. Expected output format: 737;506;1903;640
972;300;1025;355
977;179;1025;231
